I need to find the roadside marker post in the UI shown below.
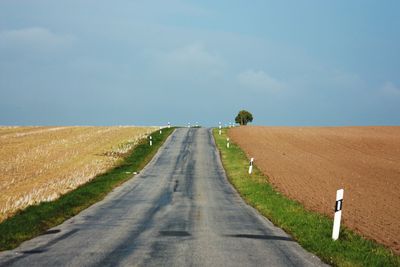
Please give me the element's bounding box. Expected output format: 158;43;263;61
159;127;162;134
248;158;254;174
226;138;230;148
332;189;344;240
149;136;153;146
168;122;171;128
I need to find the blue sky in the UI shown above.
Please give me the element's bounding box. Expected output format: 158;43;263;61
0;0;399;126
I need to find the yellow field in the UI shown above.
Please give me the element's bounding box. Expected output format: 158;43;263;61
0;126;156;222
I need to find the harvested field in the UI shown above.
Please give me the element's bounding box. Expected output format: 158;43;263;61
0;126;156;222
229;126;400;253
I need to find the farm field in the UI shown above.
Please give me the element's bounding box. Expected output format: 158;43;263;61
0;126;156;222
228;126;400;253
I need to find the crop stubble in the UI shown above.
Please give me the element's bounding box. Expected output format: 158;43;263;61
0;126;156;222
229;126;400;253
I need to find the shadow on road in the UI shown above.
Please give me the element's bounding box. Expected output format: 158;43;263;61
224;234;293;241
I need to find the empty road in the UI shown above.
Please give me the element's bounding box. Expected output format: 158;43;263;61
0;128;326;266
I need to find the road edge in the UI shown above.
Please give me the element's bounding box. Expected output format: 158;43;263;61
208;128;328;266
212;127;400;267
0;127;175;251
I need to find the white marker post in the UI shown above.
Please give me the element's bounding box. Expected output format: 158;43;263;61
226;138;230;148
248;158;254;174
196;122;198;127
149;136;153;146
219;125;222;135
159;127;162;134
332;189;344;240
168;122;171;128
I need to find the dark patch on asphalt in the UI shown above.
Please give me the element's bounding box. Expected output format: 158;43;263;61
44;229;80;247
159;230;191;237
41;229;61;235
96;189;174;265
224;234;293;241
21;249;46;254
0;229;80;267
140;174;157;179
173;180;179;192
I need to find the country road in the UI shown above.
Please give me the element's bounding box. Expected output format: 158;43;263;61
0;128;326;266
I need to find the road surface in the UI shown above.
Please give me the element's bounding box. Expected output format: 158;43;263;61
0;128;326;266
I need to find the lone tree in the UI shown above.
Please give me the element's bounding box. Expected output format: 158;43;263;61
235;110;253;125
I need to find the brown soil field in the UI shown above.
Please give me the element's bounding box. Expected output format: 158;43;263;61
0;126;156;222
229;126;400;253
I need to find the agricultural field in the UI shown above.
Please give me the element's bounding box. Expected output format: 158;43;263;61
0;126;156;222
229;126;400;254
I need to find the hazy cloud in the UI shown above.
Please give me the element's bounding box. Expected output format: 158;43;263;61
155;43;226;78
165;43;224;69
0;27;75;48
237;69;285;93
381;82;400;96
331;71;364;89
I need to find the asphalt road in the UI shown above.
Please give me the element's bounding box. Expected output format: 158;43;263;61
0;128;327;266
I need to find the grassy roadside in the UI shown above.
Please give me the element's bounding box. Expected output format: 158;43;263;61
0;127;175;251
213;128;399;267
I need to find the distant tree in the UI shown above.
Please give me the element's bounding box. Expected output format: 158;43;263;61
235;110;253;125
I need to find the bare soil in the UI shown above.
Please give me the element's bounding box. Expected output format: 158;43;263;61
229;126;400;253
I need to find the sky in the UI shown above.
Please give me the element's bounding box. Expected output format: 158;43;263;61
0;0;399;126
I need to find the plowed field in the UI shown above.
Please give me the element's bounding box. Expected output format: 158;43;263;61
229;126;400;253
0;126;156;222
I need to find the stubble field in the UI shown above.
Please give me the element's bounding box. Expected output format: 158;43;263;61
229;126;400;253
0;126;156;222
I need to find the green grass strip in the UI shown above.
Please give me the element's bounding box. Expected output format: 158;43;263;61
0;127;175;251
213;128;399;267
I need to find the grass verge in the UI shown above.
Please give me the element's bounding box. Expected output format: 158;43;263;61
0;127;174;251
213;128;399;267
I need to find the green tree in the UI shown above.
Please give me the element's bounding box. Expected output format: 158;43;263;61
235;110;253;125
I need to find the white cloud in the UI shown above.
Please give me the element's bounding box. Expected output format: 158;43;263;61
330;71;364;89
164;43;224;70
0;27;75;48
381;81;400;97
237;69;285;92
153;43;226;79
